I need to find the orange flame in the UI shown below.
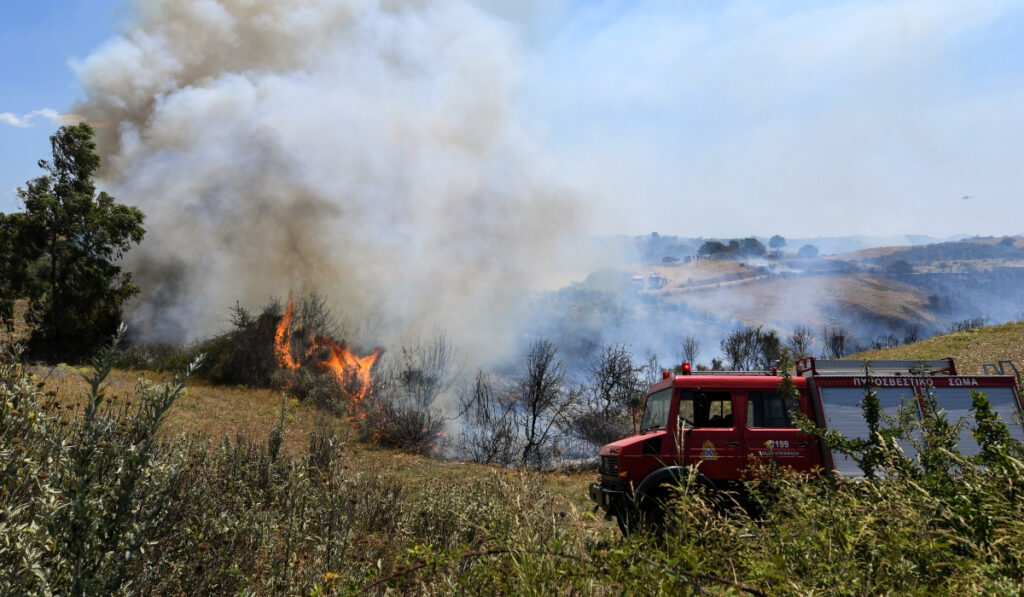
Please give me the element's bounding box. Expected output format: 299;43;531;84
274;300;301;370
274;298;380;402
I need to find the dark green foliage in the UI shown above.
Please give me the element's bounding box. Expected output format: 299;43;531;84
196;300;283;386
797;243;819;258
696;237;767;261
884;258;914;275
0;124;145;361
0;335;522;594
1;326;200;595
113;340;191;371
0;215;29;331
696;240;727;259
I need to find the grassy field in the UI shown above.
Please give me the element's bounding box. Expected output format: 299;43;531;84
27;360;599;514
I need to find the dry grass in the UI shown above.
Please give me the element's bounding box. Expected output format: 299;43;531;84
667;273;937;332
2;299;32;344
24;363;600;516
629;259;753;289
831;237;998;261
28;366;323;455
852;318;1024;375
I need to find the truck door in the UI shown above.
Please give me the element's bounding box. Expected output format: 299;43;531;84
742;390;817;472
676;390;743;480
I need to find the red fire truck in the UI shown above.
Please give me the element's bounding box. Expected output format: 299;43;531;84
588;358;1024;532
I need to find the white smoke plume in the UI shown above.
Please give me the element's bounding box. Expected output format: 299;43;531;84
73;0;589;364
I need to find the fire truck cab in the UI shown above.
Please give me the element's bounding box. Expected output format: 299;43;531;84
589;358;1024;533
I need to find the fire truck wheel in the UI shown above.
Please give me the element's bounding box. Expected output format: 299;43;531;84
613;505;637;536
632;472;722;534
638;488;672;532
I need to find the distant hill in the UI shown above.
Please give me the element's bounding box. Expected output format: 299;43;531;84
835;235;1024;264
534;234;1024;369
783;234;966;256
604;233;970;263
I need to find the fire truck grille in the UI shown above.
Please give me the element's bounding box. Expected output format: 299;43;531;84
600;455;620;485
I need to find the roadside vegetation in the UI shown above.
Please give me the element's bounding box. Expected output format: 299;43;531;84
4;325;1024;594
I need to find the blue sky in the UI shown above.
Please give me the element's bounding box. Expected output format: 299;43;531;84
1;1;126;209
3;0;1024;237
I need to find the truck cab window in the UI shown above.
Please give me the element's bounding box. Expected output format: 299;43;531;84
679;391;733;428
639;388;673;432
747;391;799;428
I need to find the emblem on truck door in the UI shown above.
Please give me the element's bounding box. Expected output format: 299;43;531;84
702;440;717;460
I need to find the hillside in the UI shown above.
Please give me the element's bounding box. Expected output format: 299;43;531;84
851;319;1024;376
618;257;939;342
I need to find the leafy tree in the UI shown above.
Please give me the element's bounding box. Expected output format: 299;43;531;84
696;240;727;259
885;259;913;275
737;237;767;258
0;215;30;331
797;244;819;258
769;234;786;257
0;123;145;359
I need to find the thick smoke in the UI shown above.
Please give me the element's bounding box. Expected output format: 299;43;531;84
74;0;587;364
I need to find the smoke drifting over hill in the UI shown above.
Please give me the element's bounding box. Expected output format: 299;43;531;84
74;0;588;363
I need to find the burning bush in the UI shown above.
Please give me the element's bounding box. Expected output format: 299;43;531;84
272;295;380;416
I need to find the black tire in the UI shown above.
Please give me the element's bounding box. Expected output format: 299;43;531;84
637;488;672;533
632;473;724;535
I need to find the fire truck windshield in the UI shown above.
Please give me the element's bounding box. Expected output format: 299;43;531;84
640;389;673;432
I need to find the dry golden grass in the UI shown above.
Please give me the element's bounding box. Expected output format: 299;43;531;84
669;272;937;333
629;259;753;289
852;319;1024;376
2;299;32;344
835;235;1023;262
24;363;599;515
29;366;323;455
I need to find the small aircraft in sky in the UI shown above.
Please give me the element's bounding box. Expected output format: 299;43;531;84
961;195;973;201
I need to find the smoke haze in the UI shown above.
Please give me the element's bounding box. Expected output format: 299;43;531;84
74;0;590;364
